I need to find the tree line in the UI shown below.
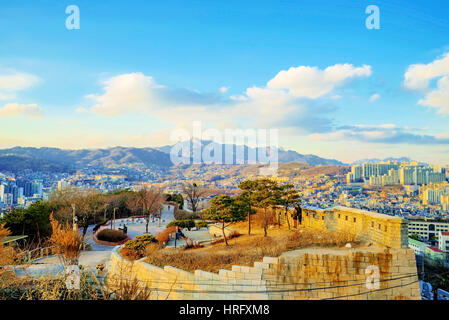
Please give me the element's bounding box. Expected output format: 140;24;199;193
0;187;184;245
0;179;301;247
203;178;302;245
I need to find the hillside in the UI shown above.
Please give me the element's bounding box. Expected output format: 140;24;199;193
0;143;345;174
157;139;344;166
0;147;172;172
0;155;73;173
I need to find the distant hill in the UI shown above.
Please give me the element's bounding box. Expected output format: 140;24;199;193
0;142;345;174
0;155;73;174
156;139;345;166
0;146;172;172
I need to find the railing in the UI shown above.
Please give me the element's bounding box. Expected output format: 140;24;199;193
16;246;57;263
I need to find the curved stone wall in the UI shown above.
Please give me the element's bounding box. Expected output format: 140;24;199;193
107;245;421;300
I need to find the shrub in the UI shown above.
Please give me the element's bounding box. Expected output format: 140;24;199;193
195;221;209;229
155;226;178;245
124;234;158;252
174;210;200;220
120;247;143;261
96;229;127;242
122;234;158;261
167;219;195;230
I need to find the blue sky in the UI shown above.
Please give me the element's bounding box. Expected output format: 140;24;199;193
0;0;448;165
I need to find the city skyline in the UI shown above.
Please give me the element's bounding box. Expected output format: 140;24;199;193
0;1;449;165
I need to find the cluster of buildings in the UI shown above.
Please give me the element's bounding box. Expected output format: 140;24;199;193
0;176;43;210
56;173;131;192
420;182;449;210
408;223;449;263
347;161;447;187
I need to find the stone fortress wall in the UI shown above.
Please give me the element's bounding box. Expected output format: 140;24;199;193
300;206;409;249
107;206;420;300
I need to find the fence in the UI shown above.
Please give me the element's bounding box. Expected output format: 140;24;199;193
16;246;57;263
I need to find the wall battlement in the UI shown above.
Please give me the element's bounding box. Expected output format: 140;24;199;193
107;206;418;300
108;246;420;300
300;206;408;249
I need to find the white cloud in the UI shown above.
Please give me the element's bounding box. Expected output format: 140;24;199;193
404;53;449;115
0;103;43;118
0;70;41;92
404;53;449;91
75;106;90;114
310;124;449;145
0;92;16;101
267;64;372;98
418;76;449;115
87;73;164;116
0;69;42;115
82;64;372;133
369;93;380;102
330;95;342;100
219;86;229;94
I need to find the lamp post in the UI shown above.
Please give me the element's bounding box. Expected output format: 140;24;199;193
72;204;77;232
112;207;117;230
159;208;162;227
104;203;109;221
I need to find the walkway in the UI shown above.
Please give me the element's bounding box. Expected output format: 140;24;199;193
35;204;175;271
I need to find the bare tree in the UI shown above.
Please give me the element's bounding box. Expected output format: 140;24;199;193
49;187;103;241
127;188;164;233
182;182;208;214
73;189;103;240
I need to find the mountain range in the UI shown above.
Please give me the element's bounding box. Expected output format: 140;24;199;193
0;141;345;174
156;139;345;167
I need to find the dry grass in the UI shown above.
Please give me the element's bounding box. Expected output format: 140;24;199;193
0;221;154;300
0;224;14;265
210;230;241;244
0;224;18;289
252;208;278;229
0;266;153;300
49;214;84;265
144;227;357;273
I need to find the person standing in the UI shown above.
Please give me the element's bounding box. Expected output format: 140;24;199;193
293;204;302;228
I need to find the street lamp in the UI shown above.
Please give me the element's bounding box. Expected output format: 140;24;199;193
71;204;77;232
112;207;117;230
159;208;162;227
104;203;109;221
